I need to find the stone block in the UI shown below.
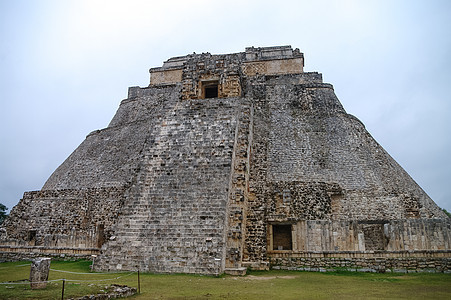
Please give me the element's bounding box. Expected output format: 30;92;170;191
30;257;51;289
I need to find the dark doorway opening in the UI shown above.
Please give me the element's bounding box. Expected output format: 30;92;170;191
362;223;388;250
272;224;292;250
203;81;219;98
97;223;105;248
28;230;37;246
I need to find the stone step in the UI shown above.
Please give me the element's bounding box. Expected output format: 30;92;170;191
224;267;247;276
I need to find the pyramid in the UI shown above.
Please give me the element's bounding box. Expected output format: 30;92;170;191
1;46;449;274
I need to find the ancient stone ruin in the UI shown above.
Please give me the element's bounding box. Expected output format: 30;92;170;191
1;46;450;275
30;257;51;289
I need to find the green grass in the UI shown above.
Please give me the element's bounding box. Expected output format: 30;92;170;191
0;260;130;299
1;260;450;299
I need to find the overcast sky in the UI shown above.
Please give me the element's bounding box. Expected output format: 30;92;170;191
1;0;450;213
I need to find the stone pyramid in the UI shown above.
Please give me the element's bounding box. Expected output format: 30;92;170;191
1;46;449;274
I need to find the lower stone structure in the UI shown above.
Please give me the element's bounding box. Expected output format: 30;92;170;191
260;218;451;273
1;46;450;274
270;254;451;273
1;187;126;249
265;219;451;253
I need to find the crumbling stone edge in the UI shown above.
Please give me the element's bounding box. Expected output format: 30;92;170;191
0;251;95;263
69;284;137;300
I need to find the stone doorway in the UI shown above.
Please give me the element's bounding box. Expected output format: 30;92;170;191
272;224;292;250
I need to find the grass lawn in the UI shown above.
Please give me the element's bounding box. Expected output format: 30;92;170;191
0;260;450;299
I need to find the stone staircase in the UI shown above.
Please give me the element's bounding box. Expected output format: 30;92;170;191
95;98;239;274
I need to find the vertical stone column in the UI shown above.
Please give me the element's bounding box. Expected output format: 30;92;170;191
30;257;51;289
224;102;253;275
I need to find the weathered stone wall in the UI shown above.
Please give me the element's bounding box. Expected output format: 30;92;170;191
1;187;126;249
179;52;243;100
243;46;303;76
0;250;95;262
241;58;303;77
270;255;451;273
44;84;185;191
150;68;183;85
278;219;451;252
265;82;443;220
242;70;448;268
109;85;180;127
265;182;342;221
94;90;244;275
268;85;442;219
42;123;146;190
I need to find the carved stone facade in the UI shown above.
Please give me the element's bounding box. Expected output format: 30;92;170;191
1;46;450;274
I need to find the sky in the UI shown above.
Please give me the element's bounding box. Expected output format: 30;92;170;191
1;0;450;213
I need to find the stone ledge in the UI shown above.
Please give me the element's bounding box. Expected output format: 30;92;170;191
267;250;451;258
70;284;137;300
224;267;247;276
0;245;100;255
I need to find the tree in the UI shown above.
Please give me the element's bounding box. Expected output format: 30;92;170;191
0;203;7;225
